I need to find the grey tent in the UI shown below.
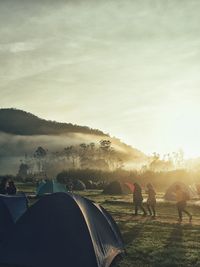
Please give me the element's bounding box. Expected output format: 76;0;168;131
0;193;28;240
0;192;124;267
36;179;46;192
84;180;94;189
164;181;198;201
73;179;86;191
103;180;133;195
36;180;67;196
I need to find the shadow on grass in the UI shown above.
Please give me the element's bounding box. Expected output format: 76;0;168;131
119;221;145;245
152;224;188;267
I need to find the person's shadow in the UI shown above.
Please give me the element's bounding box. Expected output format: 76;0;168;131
152;224;188;267
118;221;145;245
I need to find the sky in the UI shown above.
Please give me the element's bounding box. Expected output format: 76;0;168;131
1;0;200;159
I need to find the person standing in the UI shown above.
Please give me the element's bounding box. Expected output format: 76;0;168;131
133;183;147;216
7;180;17;195
175;185;192;223
0;178;9;194
146;183;156;218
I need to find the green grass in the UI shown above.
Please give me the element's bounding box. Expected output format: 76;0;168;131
80;190;200;267
17;185;200;267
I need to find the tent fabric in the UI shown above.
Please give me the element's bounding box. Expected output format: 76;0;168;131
189;184;199;197
164;182;198;201
103;181;133;195
73;179;86;191
0;192;124;267
124;182;135;193
36;180;67;196
0;193;28;239
36;180;46;193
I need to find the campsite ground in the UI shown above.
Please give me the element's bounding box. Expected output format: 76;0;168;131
80;190;200;267
20;185;200;267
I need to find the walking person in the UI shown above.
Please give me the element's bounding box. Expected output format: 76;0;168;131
175;185;192;223
146;183;156;218
133;183;147;216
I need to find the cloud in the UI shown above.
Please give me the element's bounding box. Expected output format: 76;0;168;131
1;0;200;158
0;41;41;53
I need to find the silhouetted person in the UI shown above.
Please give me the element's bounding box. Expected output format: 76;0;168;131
0;178;9;194
175;185;192;223
67;179;73;193
7;180;17;195
133;183;147;216
146;183;156;217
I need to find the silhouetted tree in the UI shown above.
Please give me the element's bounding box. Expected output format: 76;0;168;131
34;146;47;172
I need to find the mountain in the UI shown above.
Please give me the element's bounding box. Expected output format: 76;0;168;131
0;108;147;174
0;108;106;136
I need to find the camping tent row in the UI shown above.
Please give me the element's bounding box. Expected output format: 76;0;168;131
164;182;199;201
103;181;135;195
0;192;124;267
37;180;135;195
36;179;86;196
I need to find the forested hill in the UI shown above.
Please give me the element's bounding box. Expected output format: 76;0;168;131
0;108;107;136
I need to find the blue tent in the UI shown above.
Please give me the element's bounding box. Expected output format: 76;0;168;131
36;180;67;196
0;192;124;267
0;193;28;240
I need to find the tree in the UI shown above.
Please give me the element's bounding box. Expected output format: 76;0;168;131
100;140;111;151
64;146;78;168
17;163;29;180
34;146;47;172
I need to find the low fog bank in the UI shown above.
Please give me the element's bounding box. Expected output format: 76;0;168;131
0;132;89;157
0;132;102;174
0;156;21;175
0;132;146;175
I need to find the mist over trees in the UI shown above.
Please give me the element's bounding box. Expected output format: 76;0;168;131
16;139;124;179
1;109;199;189
13;138;199;192
142;150;185;172
0;108;147;175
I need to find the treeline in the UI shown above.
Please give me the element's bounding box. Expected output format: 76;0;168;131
0;108;107;136
56;169;200;191
57;168;137;185
17;140;124;179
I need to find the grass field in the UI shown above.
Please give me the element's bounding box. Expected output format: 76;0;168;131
19;185;200;267
80;191;200;267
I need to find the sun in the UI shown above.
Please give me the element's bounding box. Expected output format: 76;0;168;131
162;102;200;159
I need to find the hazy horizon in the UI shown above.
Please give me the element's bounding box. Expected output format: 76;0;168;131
1;0;200;159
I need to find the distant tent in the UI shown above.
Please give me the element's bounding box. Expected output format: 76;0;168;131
84;180;99;190
36;180;66;196
36;180;46;193
84;181;102;190
189;184;199;197
196;183;200;195
124;182;135;193
84;180;93;189
164;181;198;201
73;180;86;191
103;181;133;195
0;192;124;267
0;193;28;239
